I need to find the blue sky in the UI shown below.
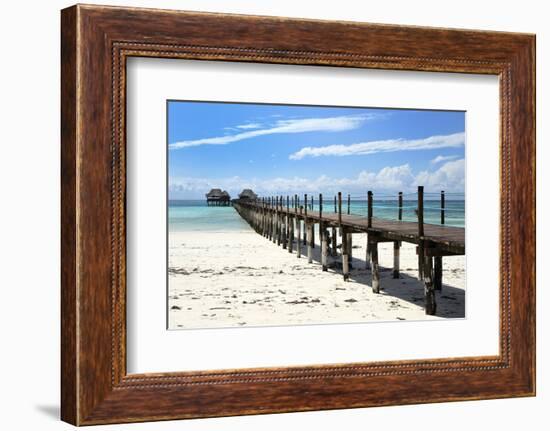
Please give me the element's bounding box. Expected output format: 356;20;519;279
168;101;465;199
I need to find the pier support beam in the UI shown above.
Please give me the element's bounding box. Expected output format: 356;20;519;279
424;255;436;315
282;214;287;249
276;208;281;246
347;232;353;269
321;224;328;271
434;256;443;291
365;235;371;270
296;210;302;258
331;227;337;256
393;241;400;278
307;221;313;264
342;228;349;281
287;215;293;252
369;237;380;293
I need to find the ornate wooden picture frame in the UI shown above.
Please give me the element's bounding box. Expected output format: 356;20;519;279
61;4;535;425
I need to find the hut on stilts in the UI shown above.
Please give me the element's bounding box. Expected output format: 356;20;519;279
205;188;231;206
238;189;258;201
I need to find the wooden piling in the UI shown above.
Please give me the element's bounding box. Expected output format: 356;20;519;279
393;191;403;278
297;206;302;258
434;255;442;291
286;196;292;252
393;241;401;279
347;232;353;268
282;196;287;249
424;251;436;315
276;196;281;246
369;237;380;293
331;227;337;257
342;227;349;281
307;220;313;264
347;194;351;215
311;195;315;248
365;239;371;270
321;223;328;271
417;186;424;280
303;194;308;246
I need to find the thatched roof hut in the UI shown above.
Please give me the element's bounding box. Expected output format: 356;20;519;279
238;189;258;200
205;188;223;199
206;188;231;206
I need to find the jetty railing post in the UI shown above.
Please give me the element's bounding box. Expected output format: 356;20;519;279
266;197;269;240
271;196;277;242
286;195;292;253
303;194;308;246
320;193;328;271
260;198;263;236
311;195;315;248
393;191;403;278
434;190;445;290
277;195;281;245
272;196;277;244
280;195;284;246
272;196;276;243
398;191;403;221
332;194;337;256
281;196;287;249
276;196;281;246
338;192;342;225
367;191;373;228
417;186;424;279
292;194;297;250
267;197;271;240
440;190;445;225
345;197;352;264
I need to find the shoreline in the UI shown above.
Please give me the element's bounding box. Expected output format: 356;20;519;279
168;229;465;330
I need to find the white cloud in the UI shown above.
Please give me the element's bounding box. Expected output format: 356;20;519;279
235;123;262;130
289;132;465;160
416;159;465;192
169;114;379;149
430;154;459;165
169;160;464;199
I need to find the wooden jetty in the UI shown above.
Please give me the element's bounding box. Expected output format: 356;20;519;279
233;187;464;315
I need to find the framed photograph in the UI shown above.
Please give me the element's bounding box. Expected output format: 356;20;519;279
61;4;535;425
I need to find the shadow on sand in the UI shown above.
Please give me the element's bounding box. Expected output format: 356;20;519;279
282;235;465;318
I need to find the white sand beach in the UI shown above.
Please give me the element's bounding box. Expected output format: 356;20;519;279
168;229;465;329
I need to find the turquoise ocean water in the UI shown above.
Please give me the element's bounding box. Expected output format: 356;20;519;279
168;198;465;232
